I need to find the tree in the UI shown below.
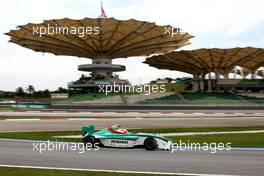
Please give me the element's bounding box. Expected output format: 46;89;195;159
2;91;15;98
57;87;67;93
42;89;50;98
15;87;25;97
32;91;42;98
26;85;35;94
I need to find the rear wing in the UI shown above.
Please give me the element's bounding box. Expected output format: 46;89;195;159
82;124;95;136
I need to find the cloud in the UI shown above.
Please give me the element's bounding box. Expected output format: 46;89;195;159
0;44;89;91
111;0;264;37
113;58;191;85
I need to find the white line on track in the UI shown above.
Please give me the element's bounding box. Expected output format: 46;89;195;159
4;118;41;121
0;164;239;176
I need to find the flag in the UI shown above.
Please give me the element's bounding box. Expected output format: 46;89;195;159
99;1;107;18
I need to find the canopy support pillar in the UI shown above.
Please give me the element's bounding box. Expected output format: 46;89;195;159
199;74;205;93
224;72;229;79
215;71;220;92
208;73;212;93
192;75;199;92
251;70;256;79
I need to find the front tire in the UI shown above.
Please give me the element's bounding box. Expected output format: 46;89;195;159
83;135;96;147
144;137;157;150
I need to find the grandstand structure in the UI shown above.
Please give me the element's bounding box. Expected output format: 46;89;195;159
231;66;264;79
137;92;264;105
144;47;264;93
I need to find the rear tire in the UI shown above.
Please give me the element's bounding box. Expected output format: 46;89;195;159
83;135;96;147
144;137;157;150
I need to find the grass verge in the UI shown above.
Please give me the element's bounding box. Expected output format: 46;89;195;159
0;167;178;176
0;131;81;142
65;92;137;102
129;126;264;133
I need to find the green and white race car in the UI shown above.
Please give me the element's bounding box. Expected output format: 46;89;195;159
82;124;172;150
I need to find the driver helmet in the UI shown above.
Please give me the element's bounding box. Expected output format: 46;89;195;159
108;124;128;134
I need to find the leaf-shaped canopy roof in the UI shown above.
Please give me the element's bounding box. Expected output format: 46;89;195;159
5;17;193;59
144;47;264;75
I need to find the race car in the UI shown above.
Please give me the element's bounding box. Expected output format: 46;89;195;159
82;124;172;150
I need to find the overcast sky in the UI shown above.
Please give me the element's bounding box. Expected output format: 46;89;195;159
1;0;264;91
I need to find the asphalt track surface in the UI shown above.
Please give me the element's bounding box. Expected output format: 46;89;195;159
0;140;263;176
16;109;264;112
1;117;264;132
